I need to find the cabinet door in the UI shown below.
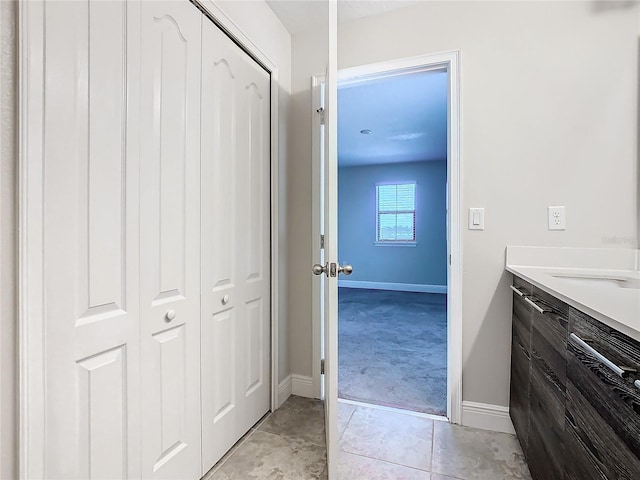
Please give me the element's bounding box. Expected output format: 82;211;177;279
509;277;533;456
528;291;568;480
139;2;202;478
565;308;640;480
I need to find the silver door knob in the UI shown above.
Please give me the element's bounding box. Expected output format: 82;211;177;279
165;309;176;321
312;263;327;276
338;264;353;276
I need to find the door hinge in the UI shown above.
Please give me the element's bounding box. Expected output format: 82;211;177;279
320;234;325;249
321;359;325;375
317;107;325;125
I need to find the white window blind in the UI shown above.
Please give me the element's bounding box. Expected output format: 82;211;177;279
376;183;416;242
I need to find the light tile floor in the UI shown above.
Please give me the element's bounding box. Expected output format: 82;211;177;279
337;401;532;480
202;396;532;480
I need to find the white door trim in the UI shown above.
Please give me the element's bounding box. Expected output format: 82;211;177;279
311;50;463;424
311;73;325;399
18;1;282;476
18;1;47;476
192;0;281;414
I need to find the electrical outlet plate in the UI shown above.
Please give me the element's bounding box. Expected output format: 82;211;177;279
548;206;566;230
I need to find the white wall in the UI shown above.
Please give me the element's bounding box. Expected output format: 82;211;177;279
338;161;448;287
0;1;16;478
287;23;327;379
335;0;639;409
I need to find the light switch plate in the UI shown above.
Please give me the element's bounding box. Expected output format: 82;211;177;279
468;208;485;230
548;206;566;230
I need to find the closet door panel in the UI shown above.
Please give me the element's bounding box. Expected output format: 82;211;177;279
139;2;202;479
237;52;271;424
200;18;242;470
41;1;140;478
200;18;271;473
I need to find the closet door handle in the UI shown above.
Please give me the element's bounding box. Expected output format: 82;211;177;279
165;309;176;322
221;295;230;305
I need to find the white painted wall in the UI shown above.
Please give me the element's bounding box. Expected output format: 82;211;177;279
287;23;328;380
285;0;639;414
335;0;639;409
0;1;16;478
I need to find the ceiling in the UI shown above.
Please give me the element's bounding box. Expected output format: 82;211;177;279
264;0;447;167
266;0;419;36
338;70;448;167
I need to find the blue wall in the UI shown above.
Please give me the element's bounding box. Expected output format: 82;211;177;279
338;160;447;287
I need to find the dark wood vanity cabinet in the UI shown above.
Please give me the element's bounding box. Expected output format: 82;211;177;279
527;289;568;480
509;276;533;457
509;277;640;480
565;308;640;480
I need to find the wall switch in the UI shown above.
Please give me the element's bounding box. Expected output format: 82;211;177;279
469;208;485;230
548;206;566;230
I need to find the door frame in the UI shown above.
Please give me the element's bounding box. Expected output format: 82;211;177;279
311;73;325;398
17;1;282;476
311;51;463;423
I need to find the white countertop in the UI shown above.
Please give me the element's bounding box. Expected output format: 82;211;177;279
506;247;640;342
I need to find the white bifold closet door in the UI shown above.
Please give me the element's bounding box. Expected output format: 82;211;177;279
139;1;202;479
29;0;270;478
37;1;141;478
200;16;272;471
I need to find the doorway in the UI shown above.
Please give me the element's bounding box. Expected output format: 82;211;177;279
337;69;449;416
312;51;462;426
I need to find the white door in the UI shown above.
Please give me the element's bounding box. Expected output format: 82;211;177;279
38;1;141;478
139;2;202;478
200;17;272;472
324;2;339;478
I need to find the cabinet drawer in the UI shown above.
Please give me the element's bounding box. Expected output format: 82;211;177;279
510;334;530;457
510;276;533;455
512;277;533;353
565;381;640;479
566;308;640;478
533;285;570;318
528;352;565;480
531;307;568;387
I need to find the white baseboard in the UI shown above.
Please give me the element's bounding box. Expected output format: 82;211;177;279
461;401;515;434
276;375;292;408
291;374;314;398
338;280;447;294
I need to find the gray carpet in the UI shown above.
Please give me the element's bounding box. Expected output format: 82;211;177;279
338;287;447;416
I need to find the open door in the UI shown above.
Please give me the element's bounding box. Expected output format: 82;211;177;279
318;1;340;477
311;2;347;476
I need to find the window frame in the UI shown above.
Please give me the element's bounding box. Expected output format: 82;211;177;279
375;181;417;246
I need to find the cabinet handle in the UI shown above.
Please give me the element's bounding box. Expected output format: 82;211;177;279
510;285;524;297
635;380;640;390
570;333;626;378
524;296;550;314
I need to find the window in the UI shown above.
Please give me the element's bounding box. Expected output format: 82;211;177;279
376;182;416;243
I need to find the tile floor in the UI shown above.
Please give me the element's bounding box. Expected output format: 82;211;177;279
202;395;327;480
202;395;532;480
338;402;532;480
